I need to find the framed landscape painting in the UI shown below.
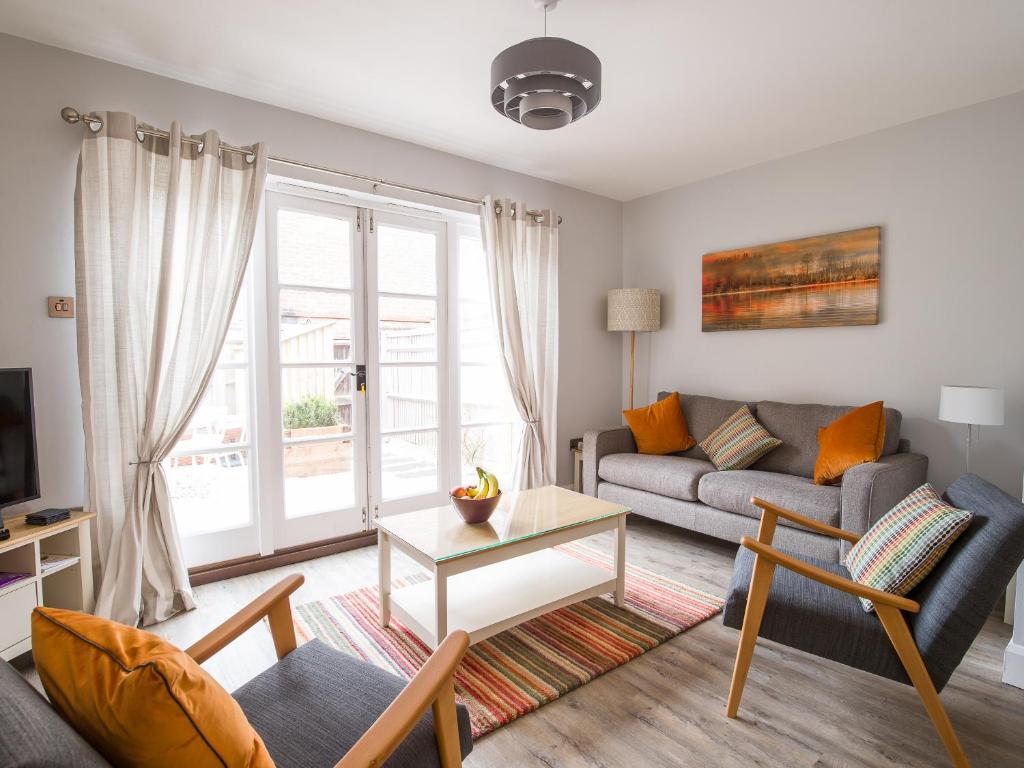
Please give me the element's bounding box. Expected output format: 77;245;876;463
701;226;880;332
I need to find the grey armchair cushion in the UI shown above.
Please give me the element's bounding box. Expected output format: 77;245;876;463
658;392;758;461
723;547;908;684
751;401;903;478
698;470;841;527
233;639;473;768
910;474;1024;691
0;660;110;768
598;453;716;502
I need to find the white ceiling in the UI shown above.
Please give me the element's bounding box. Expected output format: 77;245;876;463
2;0;1023;200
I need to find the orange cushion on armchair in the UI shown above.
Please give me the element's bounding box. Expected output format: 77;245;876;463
623;392;696;455
31;606;273;768
813;401;886;485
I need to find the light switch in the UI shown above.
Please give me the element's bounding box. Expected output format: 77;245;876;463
48;296;75;318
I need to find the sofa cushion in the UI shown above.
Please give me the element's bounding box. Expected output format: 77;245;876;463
598;453;715;502
0;660;111;768
699;406;782;471
233;638;473;768
623;392;696;455
813;401;886;485
752;401;903;478
698;470;842;527
658;392;759;460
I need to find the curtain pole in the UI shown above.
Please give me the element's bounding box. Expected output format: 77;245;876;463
60;107;563;225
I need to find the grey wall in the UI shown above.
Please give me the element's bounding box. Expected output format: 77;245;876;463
0;33;624;514
623;91;1024;497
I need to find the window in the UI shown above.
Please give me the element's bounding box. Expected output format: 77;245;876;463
165;287;254;537
457;227;518;486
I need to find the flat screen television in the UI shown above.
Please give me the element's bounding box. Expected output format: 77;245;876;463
0;368;40;513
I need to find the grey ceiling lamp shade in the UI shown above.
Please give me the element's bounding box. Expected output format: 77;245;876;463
490;1;601;130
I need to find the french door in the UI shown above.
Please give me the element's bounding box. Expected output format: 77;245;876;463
265;193;450;548
171;186;514;568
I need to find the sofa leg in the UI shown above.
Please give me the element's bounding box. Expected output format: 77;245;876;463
874;605;970;768
726;553;776;718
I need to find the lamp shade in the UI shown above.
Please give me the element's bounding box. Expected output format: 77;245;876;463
608;289;660;332
938;385;1005;426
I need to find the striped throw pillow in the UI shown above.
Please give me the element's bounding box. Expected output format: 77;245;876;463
845;483;973;612
699;406;782;470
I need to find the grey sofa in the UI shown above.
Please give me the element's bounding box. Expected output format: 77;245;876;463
584;393;928;561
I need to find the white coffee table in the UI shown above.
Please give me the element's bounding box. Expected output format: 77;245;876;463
375;485;630;650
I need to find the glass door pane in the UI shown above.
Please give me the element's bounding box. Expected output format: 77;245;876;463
267;191;366;547
368;213;448;518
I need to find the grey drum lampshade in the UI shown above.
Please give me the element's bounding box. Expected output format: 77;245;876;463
607;289;661;332
491;37;602;130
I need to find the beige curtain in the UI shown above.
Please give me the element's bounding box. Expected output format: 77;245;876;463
76;112;267;625
481;197;559;489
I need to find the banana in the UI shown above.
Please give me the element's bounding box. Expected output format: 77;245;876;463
485;473;500;498
476;475;491;499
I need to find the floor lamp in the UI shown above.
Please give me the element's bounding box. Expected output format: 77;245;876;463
938;384;1005;474
607;288;661;410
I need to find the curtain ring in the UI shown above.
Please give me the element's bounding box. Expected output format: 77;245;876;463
135;129;145;143
196;140;205;154
245;152;256;164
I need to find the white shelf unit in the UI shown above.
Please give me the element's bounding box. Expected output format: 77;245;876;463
0;511;94;661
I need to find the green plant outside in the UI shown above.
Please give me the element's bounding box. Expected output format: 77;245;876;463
283;394;339;430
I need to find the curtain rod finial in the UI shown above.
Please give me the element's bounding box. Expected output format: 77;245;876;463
60;106;81;124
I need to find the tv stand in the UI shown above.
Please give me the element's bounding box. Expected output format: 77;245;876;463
0;509;95;660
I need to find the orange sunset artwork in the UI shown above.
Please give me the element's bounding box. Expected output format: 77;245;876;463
701;226;880;332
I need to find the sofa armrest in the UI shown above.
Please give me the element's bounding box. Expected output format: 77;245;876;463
583;426;636;496
840;452;929;546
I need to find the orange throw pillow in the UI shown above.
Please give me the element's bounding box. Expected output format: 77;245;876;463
623;392;696;455
32;607;273;768
814;401;887;485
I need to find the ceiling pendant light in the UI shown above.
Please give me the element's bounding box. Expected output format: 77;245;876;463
490;0;601;130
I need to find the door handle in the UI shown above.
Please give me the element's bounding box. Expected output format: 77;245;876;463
349;364;367;394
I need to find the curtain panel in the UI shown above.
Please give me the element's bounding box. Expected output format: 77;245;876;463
481;197;559;490
75;112;267;625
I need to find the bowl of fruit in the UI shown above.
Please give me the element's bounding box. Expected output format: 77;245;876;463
450;467;502;524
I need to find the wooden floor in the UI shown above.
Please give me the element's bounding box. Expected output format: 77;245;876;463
118;518;1024;765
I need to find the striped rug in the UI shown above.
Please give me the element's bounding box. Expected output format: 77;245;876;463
293;542;723;738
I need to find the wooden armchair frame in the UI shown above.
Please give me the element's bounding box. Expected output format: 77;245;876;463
185;574;469;768
726;498;969;768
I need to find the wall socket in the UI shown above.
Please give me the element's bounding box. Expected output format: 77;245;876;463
48;296;75;318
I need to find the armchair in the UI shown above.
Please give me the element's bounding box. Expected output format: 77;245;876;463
189;574;473;768
723;475;1024;768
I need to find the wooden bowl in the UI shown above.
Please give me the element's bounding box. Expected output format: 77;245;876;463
450;491;502;524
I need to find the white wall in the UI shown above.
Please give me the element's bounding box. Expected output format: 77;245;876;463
0;33;624;514
623;90;1024;497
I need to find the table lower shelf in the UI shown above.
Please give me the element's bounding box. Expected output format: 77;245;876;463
389;547;617;648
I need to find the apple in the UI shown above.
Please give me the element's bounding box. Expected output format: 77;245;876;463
450;486;468;498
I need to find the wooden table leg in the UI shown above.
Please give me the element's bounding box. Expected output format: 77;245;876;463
434;563;447;648
614;515;626;607
378;529;391;628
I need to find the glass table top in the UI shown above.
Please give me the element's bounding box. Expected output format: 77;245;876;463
375;485;630;562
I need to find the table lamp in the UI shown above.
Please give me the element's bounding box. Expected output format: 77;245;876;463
939;385;1004;473
607;288;661;410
